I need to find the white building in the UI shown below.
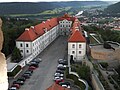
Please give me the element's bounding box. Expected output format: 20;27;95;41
16;14;86;62
68;18;86;62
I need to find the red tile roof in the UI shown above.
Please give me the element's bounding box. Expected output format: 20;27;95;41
58;14;75;21
16;18;58;41
46;83;70;90
68;30;86;42
16;28;38;41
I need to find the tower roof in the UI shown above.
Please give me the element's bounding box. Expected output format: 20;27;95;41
16;28;38;41
68;30;86;42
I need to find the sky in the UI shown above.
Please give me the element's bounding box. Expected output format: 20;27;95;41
0;0;119;3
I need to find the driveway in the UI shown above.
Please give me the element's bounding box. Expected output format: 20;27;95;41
19;36;68;90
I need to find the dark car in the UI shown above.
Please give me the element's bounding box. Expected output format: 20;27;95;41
13;80;24;85
56;70;64;74
22;73;30;79
29;62;39;68
32;58;41;63
24;71;33;76
17;77;26;82
57;66;66;71
59;60;68;65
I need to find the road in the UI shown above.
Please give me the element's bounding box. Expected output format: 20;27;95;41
19;36;68;90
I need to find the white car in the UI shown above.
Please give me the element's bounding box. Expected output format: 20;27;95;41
8;87;17;90
62;84;70;88
57;64;66;68
54;73;64;77
54;76;63;80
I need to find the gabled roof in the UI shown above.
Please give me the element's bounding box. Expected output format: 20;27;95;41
16;18;58;42
58;14;75;21
46;83;70;90
68;30;86;42
16;28;38;41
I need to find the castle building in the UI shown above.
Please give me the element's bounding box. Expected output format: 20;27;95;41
16;14;86;62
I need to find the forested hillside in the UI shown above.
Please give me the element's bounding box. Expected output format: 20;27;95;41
0;1;108;15
104;2;120;14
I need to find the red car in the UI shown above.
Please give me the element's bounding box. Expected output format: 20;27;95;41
55;79;64;84
11;84;20;89
29;66;36;70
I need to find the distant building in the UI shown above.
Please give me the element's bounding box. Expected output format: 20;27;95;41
16;14;86;62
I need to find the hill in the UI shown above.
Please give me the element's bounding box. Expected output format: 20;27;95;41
104;2;120;14
0;1;108;15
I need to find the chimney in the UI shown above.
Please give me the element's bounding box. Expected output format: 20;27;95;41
42;21;45;23
25;28;29;31
47;19;50;21
30;26;34;29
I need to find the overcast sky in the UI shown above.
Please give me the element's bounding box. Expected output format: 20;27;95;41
0;0;119;3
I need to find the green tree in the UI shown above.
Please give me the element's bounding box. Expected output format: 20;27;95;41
11;47;22;63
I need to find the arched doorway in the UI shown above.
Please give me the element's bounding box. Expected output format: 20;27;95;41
70;55;74;64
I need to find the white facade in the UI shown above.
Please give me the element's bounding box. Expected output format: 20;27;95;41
59;19;72;35
16;25;59;58
68;42;86;62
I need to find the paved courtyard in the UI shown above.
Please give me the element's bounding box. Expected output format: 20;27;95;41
19;36;68;90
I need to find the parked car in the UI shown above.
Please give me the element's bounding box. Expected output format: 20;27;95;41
24;70;33;76
29;66;37;70
56;70;64;74
55;78;64;84
29;63;39;68
57;64;66;68
59;82;70;88
54;73;64;77
59;60;68;65
8;87;17;90
33;58;42;63
13;80;24;85
58;59;67;63
11;84;20;89
54;76;63;81
22;73;30;79
57;66;66;71
17;77;26;82
61;84;70;88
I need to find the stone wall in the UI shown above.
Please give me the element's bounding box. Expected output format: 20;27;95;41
0;18;8;90
91;47;120;61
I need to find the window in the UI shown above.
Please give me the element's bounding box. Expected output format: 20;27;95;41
79;51;81;54
26;50;29;53
20;50;23;52
79;44;81;48
72;44;75;48
20;43;23;47
26;44;28;47
72;51;75;54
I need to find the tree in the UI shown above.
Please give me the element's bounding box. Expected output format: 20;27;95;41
11;47;22;63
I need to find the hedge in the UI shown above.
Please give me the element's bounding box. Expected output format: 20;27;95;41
8;65;21;77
